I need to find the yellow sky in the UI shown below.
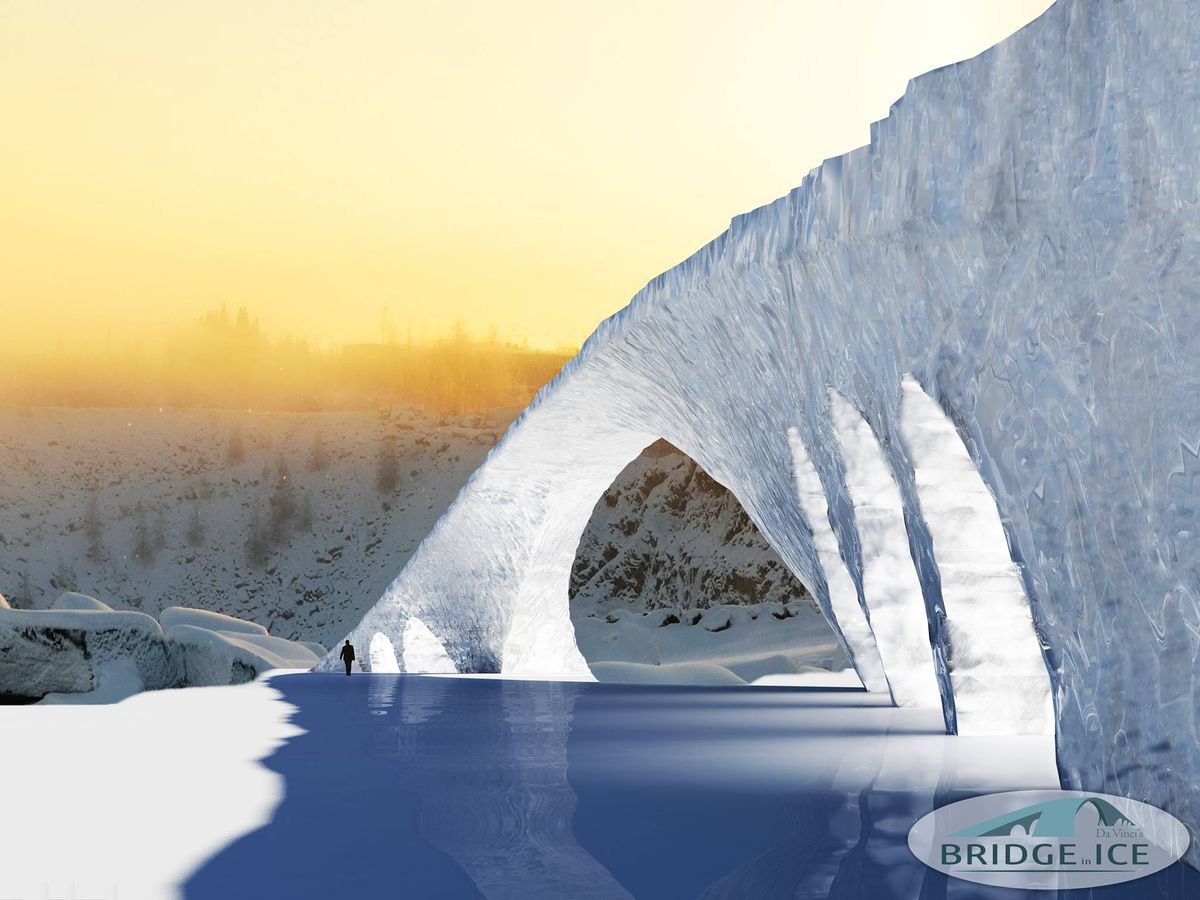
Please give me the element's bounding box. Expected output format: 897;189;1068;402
0;1;1053;354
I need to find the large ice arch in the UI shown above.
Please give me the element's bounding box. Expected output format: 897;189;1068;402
326;0;1200;858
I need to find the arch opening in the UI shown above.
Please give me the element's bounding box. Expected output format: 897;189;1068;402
402;617;459;674
568;439;859;686
369;631;400;674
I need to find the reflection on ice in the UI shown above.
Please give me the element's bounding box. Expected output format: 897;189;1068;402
184;676;1051;898
184;675;1195;899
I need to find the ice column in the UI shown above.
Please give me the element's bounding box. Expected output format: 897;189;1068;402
897;377;1053;735
786;427;891;695
828;391;941;708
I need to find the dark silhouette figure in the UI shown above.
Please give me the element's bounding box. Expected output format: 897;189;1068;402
340;640;356;676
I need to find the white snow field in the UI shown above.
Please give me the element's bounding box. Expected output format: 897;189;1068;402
326;0;1200;860
0;676;300;900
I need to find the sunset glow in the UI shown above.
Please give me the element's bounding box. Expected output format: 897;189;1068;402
1;1;1052;358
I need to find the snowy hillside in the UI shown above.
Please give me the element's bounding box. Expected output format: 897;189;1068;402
0;409;838;666
0;406;500;648
571;440;812;613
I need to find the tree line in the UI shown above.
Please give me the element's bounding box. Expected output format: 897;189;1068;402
4;308;573;415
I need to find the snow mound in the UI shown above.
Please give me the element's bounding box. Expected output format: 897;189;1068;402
752;669;866;689
574;600;850;685
218;632;321;668
52;592;114;611
39;658;147;705
299;640;328;657
588;661;747;685
160;607;268;636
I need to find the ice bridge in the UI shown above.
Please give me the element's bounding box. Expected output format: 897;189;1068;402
325;0;1200;859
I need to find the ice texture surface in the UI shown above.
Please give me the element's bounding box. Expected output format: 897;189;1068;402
402;617;458;673
331;0;1200;858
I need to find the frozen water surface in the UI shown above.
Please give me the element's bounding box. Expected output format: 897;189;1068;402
182;674;1197;899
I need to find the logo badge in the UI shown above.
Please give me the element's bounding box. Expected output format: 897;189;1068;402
908;790;1190;890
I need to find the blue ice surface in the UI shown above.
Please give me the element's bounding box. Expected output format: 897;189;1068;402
184;674;1199;899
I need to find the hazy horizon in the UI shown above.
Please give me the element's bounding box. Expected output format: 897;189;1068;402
3;305;574;413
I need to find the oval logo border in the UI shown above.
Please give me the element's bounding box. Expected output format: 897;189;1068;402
908;790;1191;890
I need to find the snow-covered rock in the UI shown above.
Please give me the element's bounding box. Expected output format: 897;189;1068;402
0;604;318;700
168;624;317;687
216;632;322;668
0;608;178;700
159;606;268;636
700;610;732;633
51;591;113;611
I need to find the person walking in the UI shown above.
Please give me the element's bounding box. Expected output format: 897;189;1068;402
340;639;356;676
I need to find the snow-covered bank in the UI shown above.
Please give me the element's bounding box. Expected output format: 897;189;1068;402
0;676;300;900
0;595;324;701
573;599;851;684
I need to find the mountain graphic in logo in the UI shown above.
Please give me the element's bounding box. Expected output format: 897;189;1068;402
952;797;1137;839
